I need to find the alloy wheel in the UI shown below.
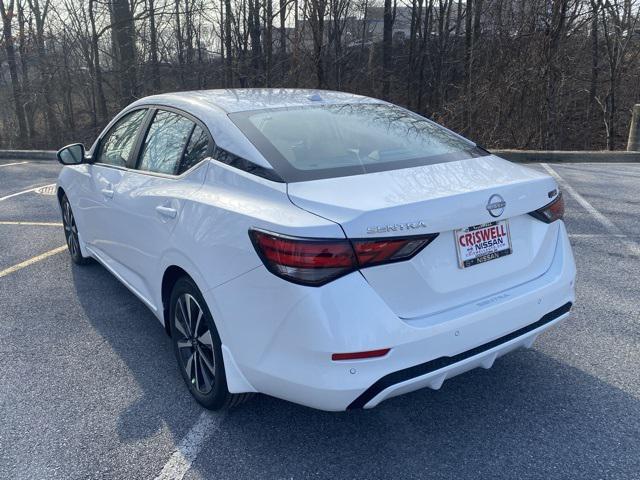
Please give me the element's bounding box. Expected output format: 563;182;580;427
62;199;80;258
174;293;216;394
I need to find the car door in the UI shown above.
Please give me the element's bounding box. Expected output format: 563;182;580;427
84;108;149;257
105;108;213;309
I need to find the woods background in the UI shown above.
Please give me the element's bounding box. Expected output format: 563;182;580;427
0;0;638;151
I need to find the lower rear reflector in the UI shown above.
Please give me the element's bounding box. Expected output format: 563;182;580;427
332;348;391;361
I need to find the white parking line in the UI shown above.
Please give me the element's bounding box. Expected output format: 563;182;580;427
0;245;67;279
0;161;29;168
0;183;56;202
0;221;62;226
154;412;219;480
541;163;640;256
568;233;630;238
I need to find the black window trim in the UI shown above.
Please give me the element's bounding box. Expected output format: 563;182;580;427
91;103;285;182
128;108;155;170
179;123;198;173
212;144;284;182
132;105;215;176
92;107;150;170
91;104;215;179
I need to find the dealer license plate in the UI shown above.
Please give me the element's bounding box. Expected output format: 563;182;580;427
455;220;512;268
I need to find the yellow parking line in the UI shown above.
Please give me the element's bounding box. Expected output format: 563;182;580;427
0;245;67;279
0;221;62;227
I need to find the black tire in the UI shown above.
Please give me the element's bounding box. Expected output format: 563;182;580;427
169;276;253;410
60;194;91;265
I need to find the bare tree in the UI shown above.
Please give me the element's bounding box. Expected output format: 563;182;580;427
307;0;327;87
17;0;34;140
0;0;639;152
381;0;393;99
148;0;161;91
89;0;108;123
110;0;138;106
0;0;28;145
598;0;640;149
26;0;59;141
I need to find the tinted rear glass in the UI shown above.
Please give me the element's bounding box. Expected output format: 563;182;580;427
229;103;488;182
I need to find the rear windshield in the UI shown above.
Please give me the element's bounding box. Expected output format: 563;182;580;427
229;103;488;182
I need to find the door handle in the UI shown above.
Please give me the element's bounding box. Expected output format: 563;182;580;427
156;205;177;218
101;188;114;198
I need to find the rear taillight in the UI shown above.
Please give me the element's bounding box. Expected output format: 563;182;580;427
248;230;355;286
352;237;437;267
529;193;565;223
249;229;438;286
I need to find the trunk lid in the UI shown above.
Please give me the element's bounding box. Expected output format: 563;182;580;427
287;155;560;319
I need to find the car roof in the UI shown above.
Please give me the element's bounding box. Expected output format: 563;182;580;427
132;88;383;113
114;89;387;177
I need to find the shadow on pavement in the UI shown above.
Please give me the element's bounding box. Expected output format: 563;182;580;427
72;262;640;480
72;262;200;444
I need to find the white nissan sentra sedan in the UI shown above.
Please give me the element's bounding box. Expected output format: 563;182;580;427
56;89;576;411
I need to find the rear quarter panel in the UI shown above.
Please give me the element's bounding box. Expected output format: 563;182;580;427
155;160;344;335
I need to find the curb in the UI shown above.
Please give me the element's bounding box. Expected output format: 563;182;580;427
493;150;640;163
0;150;57;160
1;149;639;163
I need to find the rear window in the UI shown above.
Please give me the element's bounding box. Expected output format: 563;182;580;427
229;103;488;182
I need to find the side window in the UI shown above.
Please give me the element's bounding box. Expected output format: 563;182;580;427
138;110;194;175
179;125;210;174
96;109;147;167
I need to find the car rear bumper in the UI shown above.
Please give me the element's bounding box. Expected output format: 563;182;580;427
207;222;576;411
350;301;571;409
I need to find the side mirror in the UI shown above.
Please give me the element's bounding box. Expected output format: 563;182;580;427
57;143;86;165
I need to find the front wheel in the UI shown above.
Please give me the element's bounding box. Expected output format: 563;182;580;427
60;194;91;265
169;276;253;410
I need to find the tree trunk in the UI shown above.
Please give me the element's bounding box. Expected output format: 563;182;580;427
467;0;483;136
381;0;393;99
28;0;59;142
1;0;29;146
248;0;262;85
431;0;451;112
184;0;194;67
410;0;424;108
309;0;326;88
61;35;76;136
148;0;161;91
330;0;346;89
111;0;138;106
544;0;568;150
225;0;233;85
220;0;225;77
463;0;473;134
265;0;273;86
89;0;108;124
416;0;433;113
279;0;287;81
607;79;615;150
406;0;418;107
360;0;368;53
586;0;599;149
17;0;34;141
174;0;186;87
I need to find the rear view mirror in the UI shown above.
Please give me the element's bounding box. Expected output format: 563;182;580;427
57;143;86;165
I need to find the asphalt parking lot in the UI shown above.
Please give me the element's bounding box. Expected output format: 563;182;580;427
1;159;639;480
